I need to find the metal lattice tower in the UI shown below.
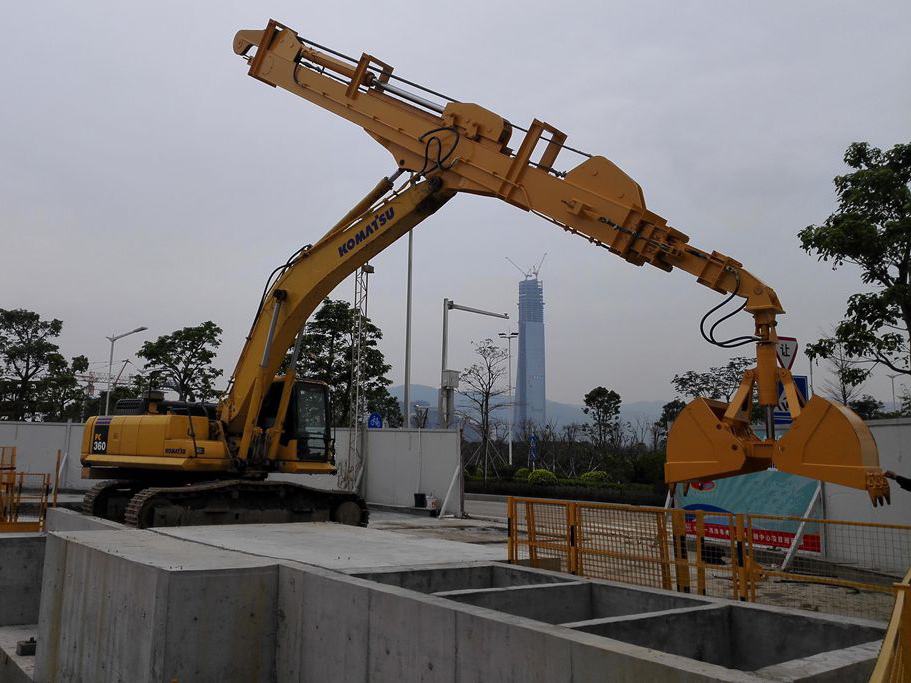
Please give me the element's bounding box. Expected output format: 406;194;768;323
339;264;373;492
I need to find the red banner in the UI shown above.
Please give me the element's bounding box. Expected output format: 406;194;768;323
685;520;820;553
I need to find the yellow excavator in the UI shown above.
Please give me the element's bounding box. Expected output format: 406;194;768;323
80;19;889;529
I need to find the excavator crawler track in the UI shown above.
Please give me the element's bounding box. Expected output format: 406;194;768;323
122;479;369;529
82;480;147;523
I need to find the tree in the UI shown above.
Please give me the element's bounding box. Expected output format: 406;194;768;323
672;357;753;402
459;339;509;477
848;394;885;421
799;142;911;381
290;299;402;428
582;387;621;450
652;398;686;449
40;354;90;421
138;321;223;402
817;334;864;406
0;309;88;421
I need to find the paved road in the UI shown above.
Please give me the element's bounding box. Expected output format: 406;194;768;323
463;495;508;523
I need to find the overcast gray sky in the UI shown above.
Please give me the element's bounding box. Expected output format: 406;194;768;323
3;1;910;407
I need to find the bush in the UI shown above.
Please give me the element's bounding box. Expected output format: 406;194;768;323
580;470;610;485
527;469;557;486
513;467;531;481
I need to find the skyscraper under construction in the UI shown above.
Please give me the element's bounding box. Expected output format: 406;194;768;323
514;269;546;430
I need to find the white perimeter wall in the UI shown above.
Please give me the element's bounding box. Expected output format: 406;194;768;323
820;417;911;574
0;422;461;515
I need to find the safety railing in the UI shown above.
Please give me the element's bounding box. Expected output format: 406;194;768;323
508;497;911;622
870;567;911;682
0;446;60;532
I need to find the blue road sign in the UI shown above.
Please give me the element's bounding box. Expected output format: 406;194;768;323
367;412;383;429
529;433;538;466
773;375;808;426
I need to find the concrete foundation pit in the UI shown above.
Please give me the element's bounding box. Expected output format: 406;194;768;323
0;509;888;682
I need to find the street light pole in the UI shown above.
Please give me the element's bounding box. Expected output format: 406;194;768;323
105;326;148;415
499;331;518;465
888;373;901;412
439;299;509;428
404;230;414;428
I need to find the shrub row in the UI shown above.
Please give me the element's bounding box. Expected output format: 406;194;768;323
464;478;666;506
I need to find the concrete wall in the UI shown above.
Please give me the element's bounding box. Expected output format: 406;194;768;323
821;418;911;573
0;422;84;489
36;530;279;683
0;422;460;511
0;533;45;626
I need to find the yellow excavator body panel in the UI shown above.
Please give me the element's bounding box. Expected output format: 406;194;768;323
80;413;336;476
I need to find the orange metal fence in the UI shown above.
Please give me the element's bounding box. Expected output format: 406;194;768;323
870;567;911;682
0;446;59;532
508;496;911;622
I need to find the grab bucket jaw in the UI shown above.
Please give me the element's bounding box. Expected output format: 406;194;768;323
776;395;889;505
665;395;890;506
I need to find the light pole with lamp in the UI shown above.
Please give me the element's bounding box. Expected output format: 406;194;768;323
498;331;518;465
888;373;902;412
105;327;147;415
439;299;509;428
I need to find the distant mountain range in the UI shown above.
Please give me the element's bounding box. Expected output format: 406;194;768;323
389;384;664;428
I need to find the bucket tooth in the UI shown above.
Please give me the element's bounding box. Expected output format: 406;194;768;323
775;395;887;504
665;398;768;484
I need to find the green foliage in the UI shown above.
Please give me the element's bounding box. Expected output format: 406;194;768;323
288;299;402;428
580;470;609;485
582;386;622;448
513;467;531;480
138;321;222;402
848;394;885;421
800;141;911;380
527;469;557;485
672;357;753;402
0;309;88;421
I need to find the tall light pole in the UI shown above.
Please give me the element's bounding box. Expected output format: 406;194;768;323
105;326;147;415
404;230;415;428
439;299;509;428
888;373;902;412
499;331;518;465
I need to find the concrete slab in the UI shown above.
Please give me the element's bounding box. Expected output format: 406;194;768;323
154;521;506;570
45;507;125;532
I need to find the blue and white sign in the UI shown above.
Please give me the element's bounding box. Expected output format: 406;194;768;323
529;433;538;467
773;375;808;426
367;412;383;429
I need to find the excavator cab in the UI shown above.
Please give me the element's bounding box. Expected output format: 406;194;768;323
257;379;333;462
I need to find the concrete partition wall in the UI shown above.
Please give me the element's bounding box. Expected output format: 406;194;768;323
0;533;45;626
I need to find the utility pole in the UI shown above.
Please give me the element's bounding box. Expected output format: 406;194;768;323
498;331;518;465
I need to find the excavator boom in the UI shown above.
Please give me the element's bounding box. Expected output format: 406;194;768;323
229;20;889;504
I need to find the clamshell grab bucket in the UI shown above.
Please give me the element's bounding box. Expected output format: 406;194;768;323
776;395;888;503
665;398;769;484
665;395;890;506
